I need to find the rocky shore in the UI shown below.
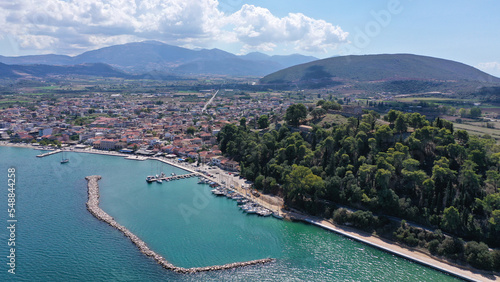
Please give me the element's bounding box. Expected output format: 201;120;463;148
85;175;274;274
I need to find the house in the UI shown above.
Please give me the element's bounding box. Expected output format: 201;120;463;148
97;139;117;150
221;160;239;171
210;156;223;166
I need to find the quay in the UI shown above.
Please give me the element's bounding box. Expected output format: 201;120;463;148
36;149;61;158
125;155;148;161
85;175;274;273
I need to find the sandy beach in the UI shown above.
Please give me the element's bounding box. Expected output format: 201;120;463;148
2;142;498;281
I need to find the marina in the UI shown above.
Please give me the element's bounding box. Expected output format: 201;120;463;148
209;185;276;218
85;175;274;274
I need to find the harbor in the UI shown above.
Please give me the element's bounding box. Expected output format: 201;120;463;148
0;146;479;281
85;175;274;274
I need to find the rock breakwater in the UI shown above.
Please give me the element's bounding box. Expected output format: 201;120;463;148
85;175;274;273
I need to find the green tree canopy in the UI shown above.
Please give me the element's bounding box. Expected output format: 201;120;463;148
285;103;307;127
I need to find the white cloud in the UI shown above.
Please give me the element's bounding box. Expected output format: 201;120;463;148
227;5;348;53
0;0;348;55
476;62;500;78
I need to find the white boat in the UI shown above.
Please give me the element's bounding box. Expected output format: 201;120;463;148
156;178;163;183
257;209;272;217
60;151;69;164
245;208;257;214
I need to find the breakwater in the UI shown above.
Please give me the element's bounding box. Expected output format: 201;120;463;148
85;175;274;274
36;149;61;158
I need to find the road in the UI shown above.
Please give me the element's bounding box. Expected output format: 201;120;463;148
202;89;219;113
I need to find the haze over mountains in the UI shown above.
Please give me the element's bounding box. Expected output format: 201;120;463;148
0;41;317;77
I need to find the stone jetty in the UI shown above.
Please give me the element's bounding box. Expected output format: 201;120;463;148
85;175;274;274
36;149;61;158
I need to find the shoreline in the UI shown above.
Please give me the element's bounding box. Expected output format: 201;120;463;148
300;218;498;282
2;143;498;280
85;175;274;274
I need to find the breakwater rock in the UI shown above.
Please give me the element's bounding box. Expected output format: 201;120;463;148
85;175;274;273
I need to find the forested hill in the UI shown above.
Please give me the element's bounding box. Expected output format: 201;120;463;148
260;54;500;84
217;105;500;271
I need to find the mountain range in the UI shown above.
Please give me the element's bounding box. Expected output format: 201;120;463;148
0;41;318;77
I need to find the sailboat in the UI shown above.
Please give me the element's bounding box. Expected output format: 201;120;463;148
60;151;69;164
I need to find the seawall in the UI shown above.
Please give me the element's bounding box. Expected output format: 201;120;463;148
85;175;274;274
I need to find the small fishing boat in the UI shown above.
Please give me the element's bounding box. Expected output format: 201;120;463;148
146;176;156;183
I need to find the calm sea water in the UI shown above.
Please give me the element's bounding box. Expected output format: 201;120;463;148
0;147;461;281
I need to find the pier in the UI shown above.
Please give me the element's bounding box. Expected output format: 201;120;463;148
147;173;200;183
36;149;61;158
85;175;274;273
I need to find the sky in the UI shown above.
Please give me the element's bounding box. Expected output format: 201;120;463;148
0;0;499;77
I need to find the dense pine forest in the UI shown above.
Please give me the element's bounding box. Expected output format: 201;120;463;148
217;103;500;271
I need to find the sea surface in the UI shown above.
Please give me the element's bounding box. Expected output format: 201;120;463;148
0;147;461;281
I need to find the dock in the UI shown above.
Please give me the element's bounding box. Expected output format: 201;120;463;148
147;173;200;183
125;155;148;161
36;150;62;158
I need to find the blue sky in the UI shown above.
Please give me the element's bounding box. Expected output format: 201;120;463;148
1;0;499;76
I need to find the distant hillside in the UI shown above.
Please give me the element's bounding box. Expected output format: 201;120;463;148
0;62;129;79
174;58;283;76
261;54;500;84
0;41;318;77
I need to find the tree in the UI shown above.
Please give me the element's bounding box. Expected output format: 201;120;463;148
239;117;247;129
470;107;482;119
285;103;307;127
442;206;460;232
465;241;493;270
459;108;468;118
186;126;197;135
395;114;408;133
386;110;399;124
311;108;327;120
285;165;325;205
257;115;270;129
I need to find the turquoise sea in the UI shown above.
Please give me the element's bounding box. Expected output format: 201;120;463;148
0;147;462;281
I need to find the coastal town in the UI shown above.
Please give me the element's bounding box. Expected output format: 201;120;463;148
0;87;294;170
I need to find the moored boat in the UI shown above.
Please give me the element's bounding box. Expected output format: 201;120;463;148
272;212;284;219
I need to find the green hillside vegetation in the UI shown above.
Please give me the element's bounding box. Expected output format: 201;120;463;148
217;105;500;271
260;54;500;84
